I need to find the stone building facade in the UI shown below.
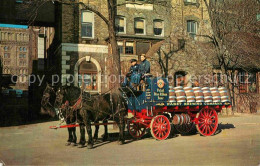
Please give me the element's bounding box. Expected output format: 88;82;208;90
0;26;55;90
55;0;171;93
55;0;259;112
0;26;30;90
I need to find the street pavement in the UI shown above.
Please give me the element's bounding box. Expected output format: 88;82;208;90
0;114;260;166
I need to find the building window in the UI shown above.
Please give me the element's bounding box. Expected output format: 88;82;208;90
23;47;27;52
19;47;23;51
187;20;198;39
78;61;98;91
134;18;145;34
116;16;126;33
4;61;10;66
125;42;134;54
184;0;197;3
153;20;164;36
19;54;26;58
117;41;124;54
4;46;8;51
81;11;94;38
238;71;257;93
4;53;10;58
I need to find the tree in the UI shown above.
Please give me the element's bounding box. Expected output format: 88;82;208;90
202;0;260;109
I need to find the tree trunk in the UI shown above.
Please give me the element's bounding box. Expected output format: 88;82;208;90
107;0;121;91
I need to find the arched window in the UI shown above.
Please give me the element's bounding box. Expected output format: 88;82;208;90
78;61;98;91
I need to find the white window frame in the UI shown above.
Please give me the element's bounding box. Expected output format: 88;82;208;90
81;10;94;39
134;18;146;35
187;20;198;39
153;19;164;37
115;16;126;34
185;0;197;3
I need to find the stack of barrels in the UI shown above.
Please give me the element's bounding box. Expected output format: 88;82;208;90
168;86;230;103
184;87;195;102
193;87;204;102
175;86;186;103
169;86;176;102
219;87;229;102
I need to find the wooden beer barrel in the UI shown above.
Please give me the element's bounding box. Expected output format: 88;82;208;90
193;87;202;91
177;96;186;103
187;96;196;102
202;87;210;91
174;86;183;91
175;90;186;97
194;89;204;102
184;87;195;103
202;88;212;103
169;86;176;102
183;87;193;91
219;87;229;102
196;96;204;102
211;88;221;102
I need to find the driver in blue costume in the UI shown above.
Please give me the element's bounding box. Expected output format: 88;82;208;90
123;59;140;87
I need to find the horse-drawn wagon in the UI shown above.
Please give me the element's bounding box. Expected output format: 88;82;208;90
124;77;231;140
43;76;231;147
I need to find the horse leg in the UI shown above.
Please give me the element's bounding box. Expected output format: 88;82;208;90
93;122;99;142
86;116;94;149
66;127;73;146
118;114;125;145
71;126;77;146
78;123;86;148
102;120;108;142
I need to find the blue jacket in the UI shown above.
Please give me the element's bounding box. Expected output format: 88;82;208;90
139;59;150;74
129;64;139;74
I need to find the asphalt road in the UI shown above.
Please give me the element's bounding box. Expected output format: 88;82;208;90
0;114;260;166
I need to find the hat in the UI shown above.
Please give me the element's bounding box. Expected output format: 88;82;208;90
130;59;137;63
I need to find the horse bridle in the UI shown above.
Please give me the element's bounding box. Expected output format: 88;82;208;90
41;85;55;107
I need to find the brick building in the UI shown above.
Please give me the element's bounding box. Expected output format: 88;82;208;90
55;0;171;93
54;0;259;112
0;25;55;90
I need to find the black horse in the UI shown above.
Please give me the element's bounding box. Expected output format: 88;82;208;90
41;84;127;148
80;91;128;148
53;85;109;147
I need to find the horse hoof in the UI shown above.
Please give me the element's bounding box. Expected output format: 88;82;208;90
118;140;124;145
102;136;108;142
87;144;93;149
73;143;78;146
93;137;98;142
78;144;85;148
65;142;71;146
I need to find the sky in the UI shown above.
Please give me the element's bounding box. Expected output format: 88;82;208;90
0;23;28;29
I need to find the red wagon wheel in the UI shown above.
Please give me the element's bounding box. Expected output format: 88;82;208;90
175;123;195;134
150;115;171;140
196;107;218;136
128;120;146;139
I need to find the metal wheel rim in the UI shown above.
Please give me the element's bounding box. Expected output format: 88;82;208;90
128;120;146;139
150;115;171;140
196;107;218;136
